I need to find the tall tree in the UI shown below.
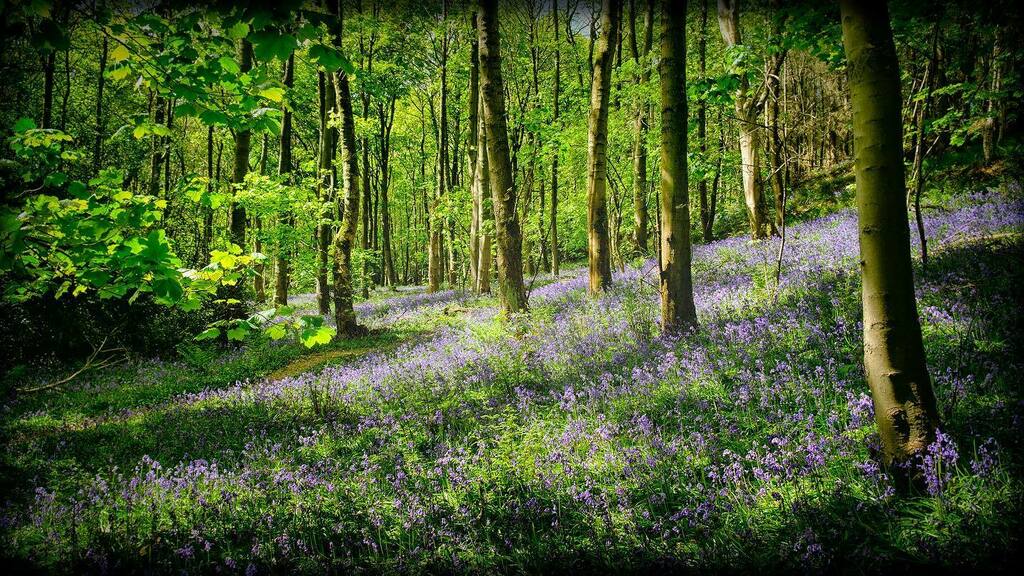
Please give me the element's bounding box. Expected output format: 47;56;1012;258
840;0;939;469
586;0;620;294
718;0;775;239
274;53;295;306
630;0;654;255
92;34;108;173
332;0;363;336
550;0;561;277
478;0;526;312
468;11;481;289
428;1;450;293
659;0;697;332
228;39;253;250
316;71;337;315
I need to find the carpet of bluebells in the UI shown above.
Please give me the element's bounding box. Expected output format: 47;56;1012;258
2;191;1023;573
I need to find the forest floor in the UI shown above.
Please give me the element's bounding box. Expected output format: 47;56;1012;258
2;186;1023;574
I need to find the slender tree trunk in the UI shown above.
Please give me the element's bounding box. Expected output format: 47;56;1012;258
910;24;938;270
149;95;166;198
275;54;295;306
631;0;654;255
316;72;336;315
429;6;450;293
379;97;398;286
587;0;620;295
254;134;268;303
331;3;364;337
93;35;108;173
550;1;561;277
468;11;481;289
476;98;492;294
200;125;214;264
718;0;769;239
478;0;526;312
42;51;55;129
841;0;939;470
697;0;713;242
229;40;253;249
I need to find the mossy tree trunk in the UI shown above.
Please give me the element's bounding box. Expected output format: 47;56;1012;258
478;0;526;312
587;0;620;295
274;54;294;307
331;0;364;337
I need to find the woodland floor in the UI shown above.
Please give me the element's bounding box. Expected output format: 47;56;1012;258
1;186;1023;574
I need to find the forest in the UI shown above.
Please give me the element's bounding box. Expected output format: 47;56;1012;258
0;0;1022;572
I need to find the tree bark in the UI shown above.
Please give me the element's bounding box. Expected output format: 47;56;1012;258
478;0;526;312
469;11;481;290
587;0;620;295
332;2;364;337
275;53;295;307
316;72;337;316
229;40;253;250
841;0;939;469
659;0;698;333
718;0;769;239
93;35;108;173
550;0;561;277
429;5;450;293
631;0;654;256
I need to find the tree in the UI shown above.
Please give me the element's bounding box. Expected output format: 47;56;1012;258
274;53;294;307
840;0;940;470
550;0;561;277
659;0;697;332
629;0;654;255
228;40;253;250
718;0;776;239
478;0;526;313
331;0;363;337
587;0;620;295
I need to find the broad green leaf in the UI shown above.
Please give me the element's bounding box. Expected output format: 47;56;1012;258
110;44;131;62
218;55;241;75
249;30;297;62
300;325;335;348
226;324;249;341
195;327;220;341
265;323;287;340
14;117;36;132
259;86;285;102
226;21;250;40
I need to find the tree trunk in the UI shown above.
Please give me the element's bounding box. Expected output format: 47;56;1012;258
93;35;108;173
316;71;336;315
148;95;166;198
229;40;253;250
478;0;526;312
697;0;713;242
42;51;55;129
379;97;398;286
275;54;295;307
587;0;620;295
840;0;939;470
631;0;654;256
659;0;698;333
550;0;561;277
718;0;769;239
468;11;481;289
429;8;450;293
331;3;363;337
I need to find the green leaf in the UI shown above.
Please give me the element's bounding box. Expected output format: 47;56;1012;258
218;55;241;75
259;86;285;102
110;44;130;62
265;323;287;340
308;44;354;74
227;21;250;40
195;327;220;341
249;30;297;62
226;324;249;341
14;117;36;132
300;325;335;348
